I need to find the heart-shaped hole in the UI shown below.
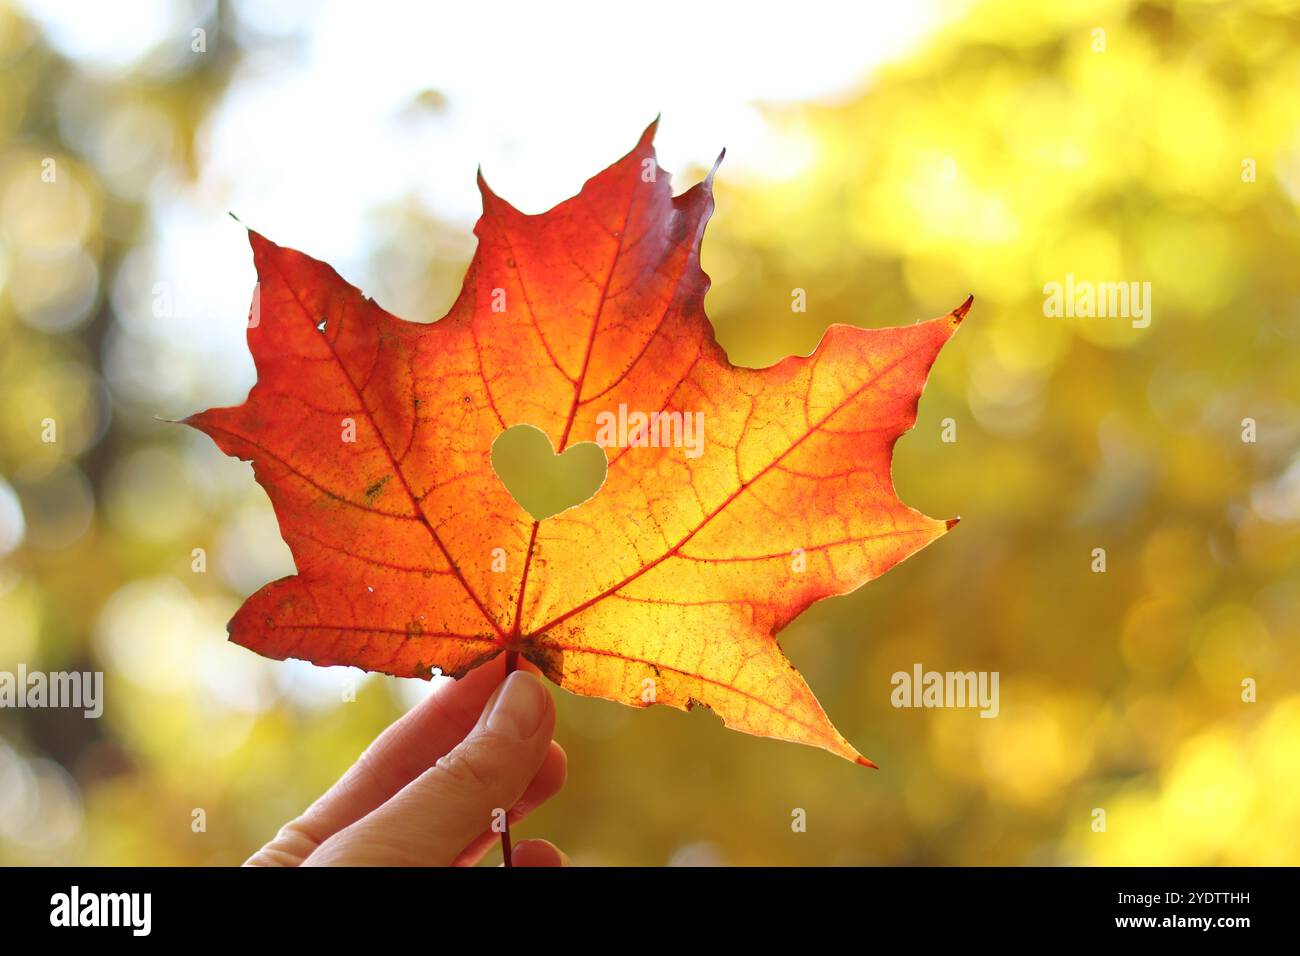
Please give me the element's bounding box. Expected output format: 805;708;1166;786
491;424;608;521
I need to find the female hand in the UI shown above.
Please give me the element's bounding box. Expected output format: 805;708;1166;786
246;655;568;866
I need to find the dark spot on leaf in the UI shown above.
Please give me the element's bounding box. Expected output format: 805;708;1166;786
364;475;392;502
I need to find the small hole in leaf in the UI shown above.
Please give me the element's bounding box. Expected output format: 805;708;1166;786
491;424;607;521
316;319;326;332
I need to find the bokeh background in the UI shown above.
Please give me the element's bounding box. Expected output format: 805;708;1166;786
2;0;1299;865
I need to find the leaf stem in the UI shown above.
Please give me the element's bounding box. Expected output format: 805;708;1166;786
500;648;518;868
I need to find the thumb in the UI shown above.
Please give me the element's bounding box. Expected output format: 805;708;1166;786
306;670;556;866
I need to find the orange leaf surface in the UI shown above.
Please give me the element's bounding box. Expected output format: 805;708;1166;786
188;121;966;765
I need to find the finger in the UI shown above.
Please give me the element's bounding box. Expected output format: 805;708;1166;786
305;670;556;866
511;839;569;868
450;740;567;866
246;653;540;865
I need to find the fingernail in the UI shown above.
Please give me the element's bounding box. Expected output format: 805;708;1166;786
485;671;547;739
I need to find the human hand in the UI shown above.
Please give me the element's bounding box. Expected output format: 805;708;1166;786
246;656;568;866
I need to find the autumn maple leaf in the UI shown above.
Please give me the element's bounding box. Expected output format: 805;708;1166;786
188;121;966;766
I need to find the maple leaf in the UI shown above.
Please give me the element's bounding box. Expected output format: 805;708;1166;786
188;121;966;766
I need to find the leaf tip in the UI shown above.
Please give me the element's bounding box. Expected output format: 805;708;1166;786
950;294;974;326
476;165;506;210
639;115;661;147
706;147;726;186
945;516;961;531
856;755;879;770
243;226;274;256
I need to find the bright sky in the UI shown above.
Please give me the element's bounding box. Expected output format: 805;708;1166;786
26;0;943;226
